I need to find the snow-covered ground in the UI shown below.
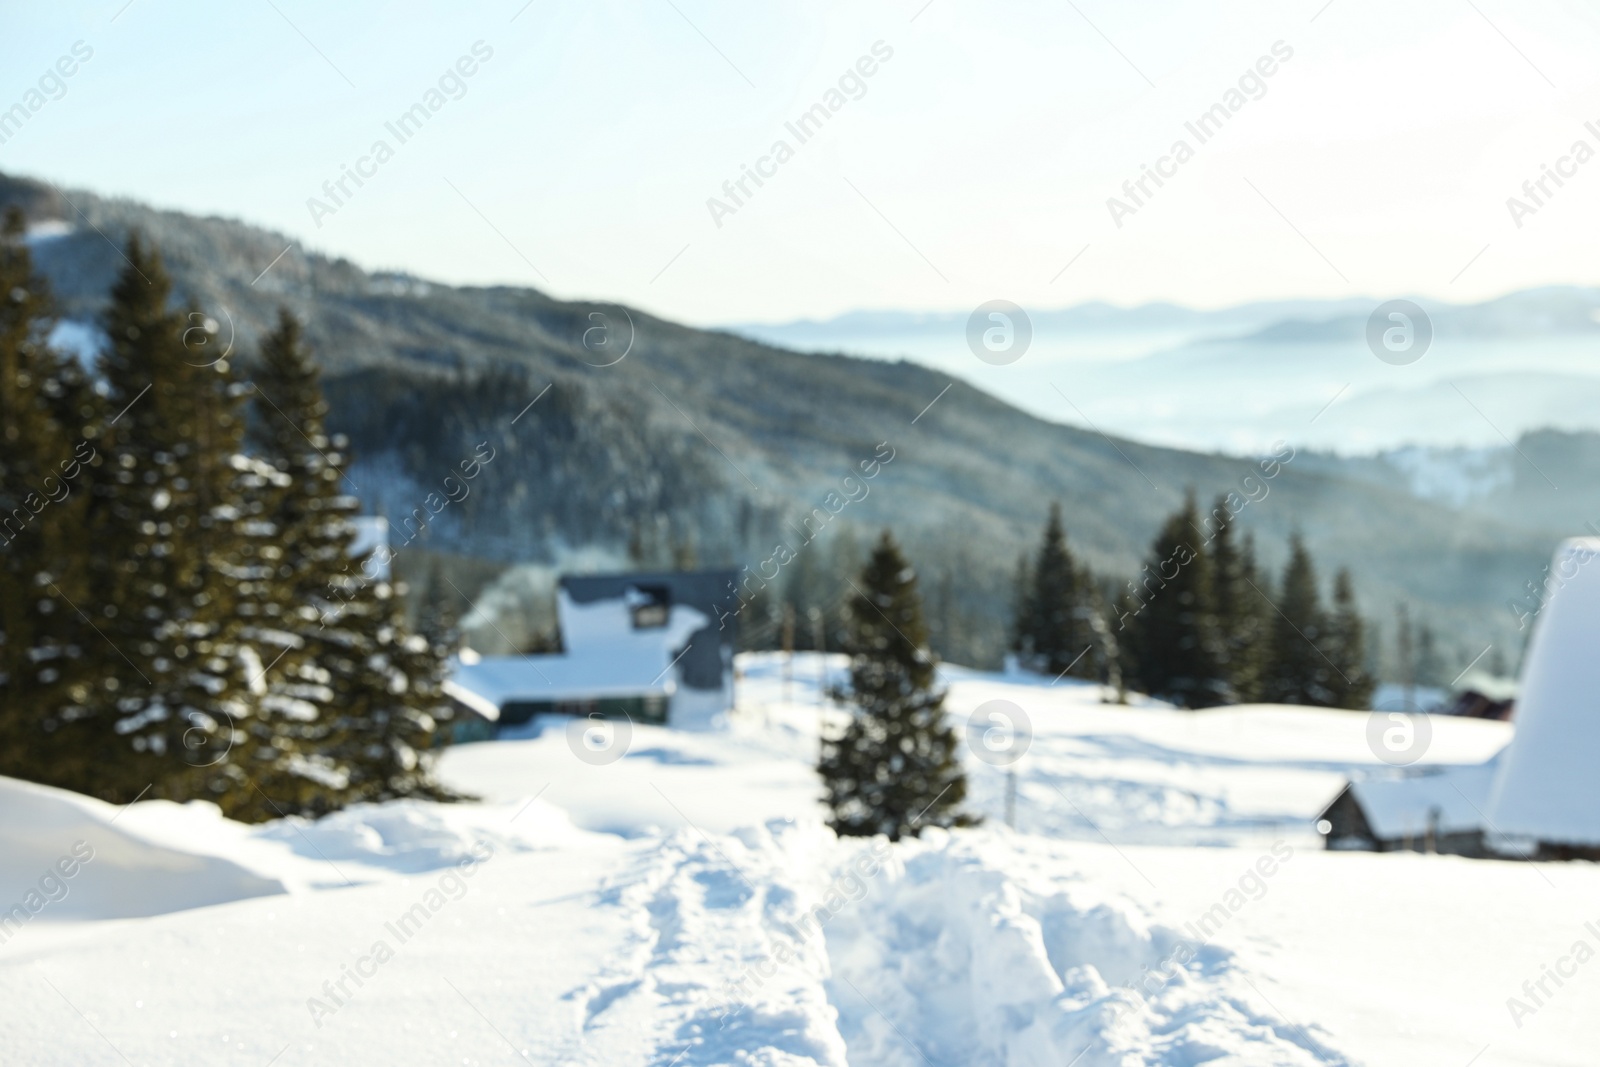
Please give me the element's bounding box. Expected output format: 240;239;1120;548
1;653;1592;1065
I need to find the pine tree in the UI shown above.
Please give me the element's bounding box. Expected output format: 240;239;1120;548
1325;568;1375;710
1259;534;1333;706
1022;503;1095;679
1128;495;1227;708
1209;504;1265;703
820;531;968;839
84;234;257;803
0;207;103;786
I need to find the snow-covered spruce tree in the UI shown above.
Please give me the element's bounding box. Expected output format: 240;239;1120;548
0;207;104;786
1126;494;1228;709
820;530;968;840
1324;568;1375;710
356;589;459;803
1259;533;1333;706
236;309;456;817
87;234;258;804
1019;502;1096;680
312;575;458;806
217;308;359;820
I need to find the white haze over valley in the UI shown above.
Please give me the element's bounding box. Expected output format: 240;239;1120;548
733;293;1600;458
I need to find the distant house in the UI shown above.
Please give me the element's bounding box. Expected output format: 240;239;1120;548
444;569;737;740
1319;537;1600;860
1319;760;1498;857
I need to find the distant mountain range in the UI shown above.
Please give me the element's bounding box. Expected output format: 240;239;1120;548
732;290;1600;456
2;170;1593;672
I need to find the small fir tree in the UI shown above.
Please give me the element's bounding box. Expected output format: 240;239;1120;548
1209;505;1265;703
1325;568;1375;710
1019;503;1095;679
1259;533;1333;706
820;531;968;840
1128;494;1227;708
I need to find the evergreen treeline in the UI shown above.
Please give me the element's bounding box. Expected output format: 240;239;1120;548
1011;494;1375;710
0;218;453;820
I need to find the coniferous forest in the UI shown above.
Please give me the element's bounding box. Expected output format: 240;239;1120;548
0;213;453;820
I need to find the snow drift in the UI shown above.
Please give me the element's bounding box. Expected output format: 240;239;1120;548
0;777;283;925
1487;536;1600;848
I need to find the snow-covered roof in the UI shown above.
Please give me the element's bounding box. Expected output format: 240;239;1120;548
445;592;709;718
1346;759;1500;840
446;654;675;719
1486;537;1600;846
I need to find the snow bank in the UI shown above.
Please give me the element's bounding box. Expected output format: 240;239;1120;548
0;777;283;925
825;831;1352;1066
0;773;594;936
251;796;592;876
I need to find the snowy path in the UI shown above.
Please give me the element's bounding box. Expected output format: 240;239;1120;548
564;821;849;1066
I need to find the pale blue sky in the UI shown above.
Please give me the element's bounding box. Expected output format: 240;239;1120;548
3;0;1599;325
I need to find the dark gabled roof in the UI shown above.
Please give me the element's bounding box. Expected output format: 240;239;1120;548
561;570;738;633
